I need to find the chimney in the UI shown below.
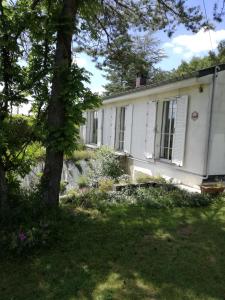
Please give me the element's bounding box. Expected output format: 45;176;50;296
136;73;147;88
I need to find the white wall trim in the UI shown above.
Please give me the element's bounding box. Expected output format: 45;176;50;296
103;76;212;105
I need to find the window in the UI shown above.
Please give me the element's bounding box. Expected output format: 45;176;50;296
115;107;125;151
88;110;98;144
160;100;177;160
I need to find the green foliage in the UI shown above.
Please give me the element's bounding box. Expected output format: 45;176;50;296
118;174;132;184
77;175;89;189
60;180;68;195
60;189;80;205
67;149;95;162
0;186;60;255
44;65;101;155
98;177;114;193
135;187;213;208
0;0;210;206
103;34;165;94
1;198;225;299
105;38;225;94
60;188;107;209
90;146;124;183
135;173;166;184
157;40;225;83
62;183;216;210
25;142;46;161
0;115;41;178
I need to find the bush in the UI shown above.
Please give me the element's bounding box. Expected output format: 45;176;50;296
60;189;80;205
66;149;95;162
0;187;60;255
118;174;132;184
77;175;89;188
135;186;213;208
135;172;166;184
25;142;46;161
60;180;68;195
88;146;124;186
61;182;216;212
98;177;114;193
62;188;107;209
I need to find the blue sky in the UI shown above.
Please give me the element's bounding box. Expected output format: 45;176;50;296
76;0;225;94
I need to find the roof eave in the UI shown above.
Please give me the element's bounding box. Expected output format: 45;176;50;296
103;74;212;105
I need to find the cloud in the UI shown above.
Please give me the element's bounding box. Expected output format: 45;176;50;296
173;47;183;54
164;28;225;58
91;86;105;95
73;56;87;67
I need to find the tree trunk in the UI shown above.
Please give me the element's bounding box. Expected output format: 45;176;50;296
41;0;79;206
0;161;8;220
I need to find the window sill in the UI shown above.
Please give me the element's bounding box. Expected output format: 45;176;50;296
155;158;174;166
155;159;183;169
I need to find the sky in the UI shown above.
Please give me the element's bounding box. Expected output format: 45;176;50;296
76;0;225;94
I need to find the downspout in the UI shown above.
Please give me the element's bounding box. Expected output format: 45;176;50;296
203;65;220;180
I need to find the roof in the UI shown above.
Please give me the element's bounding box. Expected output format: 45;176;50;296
103;63;225;101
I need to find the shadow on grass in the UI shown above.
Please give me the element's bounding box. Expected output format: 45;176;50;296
1;200;225;300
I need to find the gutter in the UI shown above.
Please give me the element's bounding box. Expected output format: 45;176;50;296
203;65;220;180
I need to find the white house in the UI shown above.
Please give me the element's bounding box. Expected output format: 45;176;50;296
81;64;225;189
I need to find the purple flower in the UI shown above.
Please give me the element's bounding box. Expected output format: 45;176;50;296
19;232;26;241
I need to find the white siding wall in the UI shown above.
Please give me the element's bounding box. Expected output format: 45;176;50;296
102;81;212;187
208;70;225;175
85;70;225;187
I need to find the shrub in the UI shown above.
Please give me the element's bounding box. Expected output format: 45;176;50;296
107;189;137;205
67;149;95;162
62;188;107;209
118;174;132;184
60;189;80;205
135;186;213;208
0;187;60;255
135;172;166;184
88;146;124;186
25;142;46;161
98;177;114;193
77;175;89;188
61;182;216;211
60;180;68;195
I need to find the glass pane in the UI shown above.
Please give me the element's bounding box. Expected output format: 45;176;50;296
116;107;125;151
160;100;177;160
91;111;98;144
169;148;172;160
164;102;170;133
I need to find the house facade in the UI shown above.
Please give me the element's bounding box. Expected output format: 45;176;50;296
81;64;225;188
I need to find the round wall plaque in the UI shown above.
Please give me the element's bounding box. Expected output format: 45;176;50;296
191;111;199;121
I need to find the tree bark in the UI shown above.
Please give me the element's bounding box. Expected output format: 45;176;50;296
41;0;79;206
0;0;11;215
0;161;8;220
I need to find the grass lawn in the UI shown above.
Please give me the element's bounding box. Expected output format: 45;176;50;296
1;199;225;300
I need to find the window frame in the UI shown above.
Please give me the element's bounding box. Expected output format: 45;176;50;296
88;110;98;145
115;106;126;151
159;99;177;162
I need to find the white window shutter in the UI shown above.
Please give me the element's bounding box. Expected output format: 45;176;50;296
172;95;189;166
110;107;116;148
80;112;87;143
97;109;103;146
145;101;157;159
124;104;133;153
85;111;91;144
